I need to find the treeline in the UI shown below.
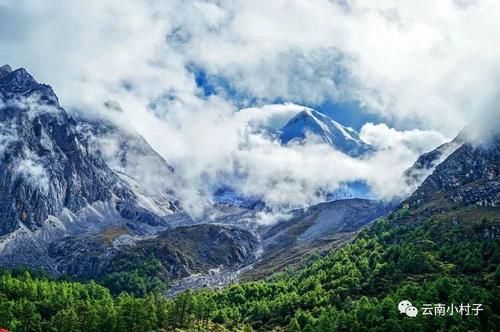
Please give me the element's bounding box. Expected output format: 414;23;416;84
0;206;498;331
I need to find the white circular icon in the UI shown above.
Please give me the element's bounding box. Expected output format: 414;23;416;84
406;306;418;317
398;300;412;314
398;300;418;317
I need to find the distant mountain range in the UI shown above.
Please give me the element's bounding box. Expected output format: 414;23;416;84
4;64;495;298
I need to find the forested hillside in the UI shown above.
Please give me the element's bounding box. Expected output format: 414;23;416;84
0;269;219;331
0;204;498;331
204;205;499;331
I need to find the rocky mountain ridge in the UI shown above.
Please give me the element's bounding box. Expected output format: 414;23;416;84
406;133;499;209
0;66;137;235
0;66;259;280
403;135;464;189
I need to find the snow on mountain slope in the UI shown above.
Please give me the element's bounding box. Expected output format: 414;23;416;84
73;102;181;216
278;108;373;156
0;65;184;271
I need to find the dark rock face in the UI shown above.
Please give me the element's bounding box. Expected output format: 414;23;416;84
0;65;12;76
403;137;463;188
406;134;500;208
49;224;259;280
0;68;58;105
0;67;135;235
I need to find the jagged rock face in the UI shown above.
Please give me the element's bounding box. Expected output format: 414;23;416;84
406;134;500;208
403;137;463;189
0;68;135;235
0;65;12;76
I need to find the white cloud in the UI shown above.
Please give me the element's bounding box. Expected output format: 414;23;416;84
360;123;447;154
1;0;497;212
170;0;500;134
2;0;499;135
134;103;448;210
236;103;310;131
15;155;49;194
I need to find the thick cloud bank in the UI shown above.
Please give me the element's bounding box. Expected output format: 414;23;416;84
106;102;447;211
1;0;498;212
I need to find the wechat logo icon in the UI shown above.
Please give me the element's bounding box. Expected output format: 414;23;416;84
399;300;418;317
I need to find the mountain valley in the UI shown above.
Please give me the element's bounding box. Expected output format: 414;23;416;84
0;65;498;331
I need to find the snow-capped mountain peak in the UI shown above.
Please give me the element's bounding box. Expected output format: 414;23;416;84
278;108;373;156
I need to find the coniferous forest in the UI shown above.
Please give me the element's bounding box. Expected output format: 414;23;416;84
0;204;498;331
